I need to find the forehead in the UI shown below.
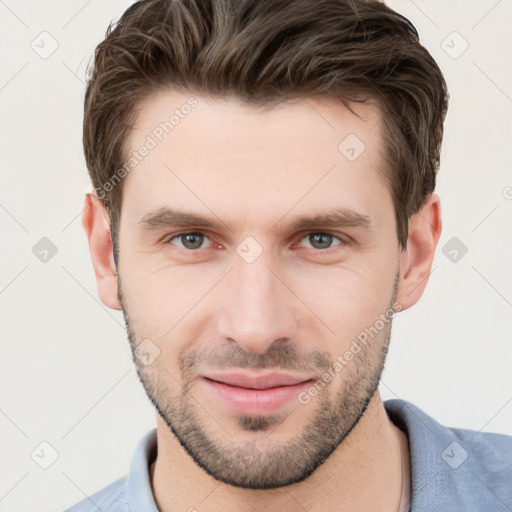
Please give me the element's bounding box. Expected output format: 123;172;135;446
126;90;384;156
121;90;392;232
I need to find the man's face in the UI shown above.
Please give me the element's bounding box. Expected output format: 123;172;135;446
116;91;403;489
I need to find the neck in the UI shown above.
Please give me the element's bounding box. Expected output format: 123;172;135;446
150;390;408;512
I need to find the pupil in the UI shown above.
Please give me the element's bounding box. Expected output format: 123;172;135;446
183;233;202;249
311;233;331;249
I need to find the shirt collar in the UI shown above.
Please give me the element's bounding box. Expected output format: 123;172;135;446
125;399;469;511
384;398;466;510
127;427;159;512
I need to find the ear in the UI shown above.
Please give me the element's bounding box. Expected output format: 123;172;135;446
81;192;121;311
395;193;442;311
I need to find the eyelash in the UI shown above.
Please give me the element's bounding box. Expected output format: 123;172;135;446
162;231;350;253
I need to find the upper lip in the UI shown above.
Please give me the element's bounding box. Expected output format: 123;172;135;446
202;372;314;389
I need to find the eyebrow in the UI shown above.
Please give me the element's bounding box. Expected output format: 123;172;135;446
138;207;373;233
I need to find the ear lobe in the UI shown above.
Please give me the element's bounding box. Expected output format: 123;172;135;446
82;193;121;311
395;193;442;311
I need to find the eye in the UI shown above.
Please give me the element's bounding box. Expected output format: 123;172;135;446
163;231;349;253
297;232;346;250
166;232;212;250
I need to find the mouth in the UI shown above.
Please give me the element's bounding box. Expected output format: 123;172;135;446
202;371;315;389
200;372;315;415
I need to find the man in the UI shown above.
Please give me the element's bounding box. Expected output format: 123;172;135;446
65;0;512;511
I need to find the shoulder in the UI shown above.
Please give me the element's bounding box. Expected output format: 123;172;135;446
392;398;512;461
449;424;512;484
61;428;157;512
436;418;512;509
62;475;128;512
385;398;512;509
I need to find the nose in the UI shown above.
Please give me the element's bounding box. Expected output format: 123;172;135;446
217;255;299;355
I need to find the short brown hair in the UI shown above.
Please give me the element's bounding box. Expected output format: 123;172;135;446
83;0;448;257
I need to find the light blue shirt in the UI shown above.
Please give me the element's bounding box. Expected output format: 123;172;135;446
62;399;512;511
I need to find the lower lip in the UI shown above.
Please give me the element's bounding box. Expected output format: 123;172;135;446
201;377;313;416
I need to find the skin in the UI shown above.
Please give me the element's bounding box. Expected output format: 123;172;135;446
83;90;441;512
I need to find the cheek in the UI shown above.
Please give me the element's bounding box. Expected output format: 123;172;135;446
121;267;213;362
121;272;181;336
295;266;393;340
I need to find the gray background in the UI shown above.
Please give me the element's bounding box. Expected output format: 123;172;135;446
0;1;511;511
